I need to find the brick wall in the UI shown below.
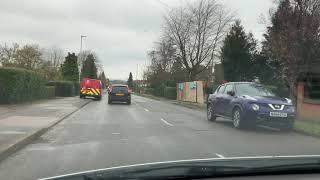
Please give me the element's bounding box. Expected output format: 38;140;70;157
297;83;320;121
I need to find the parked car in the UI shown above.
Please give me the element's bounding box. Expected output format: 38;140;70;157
80;78;103;100
207;82;296;130
108;84;131;105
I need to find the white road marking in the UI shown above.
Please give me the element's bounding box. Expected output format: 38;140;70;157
0;131;27;134
28;146;55;151
112;132;121;135
215;153;225;158
160;118;173;127
144;108;149;112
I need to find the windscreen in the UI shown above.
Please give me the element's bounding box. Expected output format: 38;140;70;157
235;84;275;96
112;86;128;93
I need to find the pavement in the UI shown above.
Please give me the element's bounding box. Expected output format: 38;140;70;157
0;97;91;162
0;94;320;179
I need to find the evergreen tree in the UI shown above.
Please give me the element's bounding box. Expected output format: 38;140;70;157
127;72;133;89
61;52;79;81
98;71;107;88
220;20;257;82
81;54;97;79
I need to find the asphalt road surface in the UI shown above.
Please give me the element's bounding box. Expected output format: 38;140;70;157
1;94;320;180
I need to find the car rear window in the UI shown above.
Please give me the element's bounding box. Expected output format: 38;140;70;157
112;86;128;93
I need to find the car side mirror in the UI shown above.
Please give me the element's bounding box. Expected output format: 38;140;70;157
227;91;235;96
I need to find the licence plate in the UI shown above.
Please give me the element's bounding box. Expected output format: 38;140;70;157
270;112;287;117
116;93;124;96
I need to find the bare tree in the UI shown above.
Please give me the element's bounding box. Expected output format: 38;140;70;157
42;47;64;69
39;47;65;80
14;44;42;69
0;43;19;67
164;0;233;80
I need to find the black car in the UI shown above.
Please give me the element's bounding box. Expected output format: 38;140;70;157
207;82;296;130
108;84;131;105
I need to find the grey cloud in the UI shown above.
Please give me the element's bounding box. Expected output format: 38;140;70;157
0;0;272;79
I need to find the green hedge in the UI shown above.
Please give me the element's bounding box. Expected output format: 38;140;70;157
42;86;55;99
47;81;75;97
73;82;80;94
164;87;177;100
153;84;166;97
0;67;48;104
145;88;154;95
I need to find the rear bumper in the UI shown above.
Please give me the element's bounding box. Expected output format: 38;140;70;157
80;88;102;98
109;95;130;102
82;94;101;98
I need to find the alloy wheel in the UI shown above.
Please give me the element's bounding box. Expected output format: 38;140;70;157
233;109;241;128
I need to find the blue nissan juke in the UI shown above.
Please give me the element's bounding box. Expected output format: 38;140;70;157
207;82;296;131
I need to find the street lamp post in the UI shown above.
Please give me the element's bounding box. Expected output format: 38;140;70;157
79;35;87;82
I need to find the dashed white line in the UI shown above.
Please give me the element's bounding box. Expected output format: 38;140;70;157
160;118;174;127
144;108;149;112
215;153;225;158
0;131;27;134
112;132;121;135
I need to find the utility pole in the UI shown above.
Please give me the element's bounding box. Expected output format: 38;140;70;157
79;35;87;82
135;64;138;92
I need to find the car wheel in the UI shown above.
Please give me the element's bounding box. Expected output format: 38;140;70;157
232;108;243;129
207;104;216;121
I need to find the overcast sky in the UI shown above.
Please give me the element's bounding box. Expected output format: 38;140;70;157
0;0;273;80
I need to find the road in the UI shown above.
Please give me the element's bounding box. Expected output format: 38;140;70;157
1;94;320;179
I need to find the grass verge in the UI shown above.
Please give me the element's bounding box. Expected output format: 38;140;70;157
294;120;320;137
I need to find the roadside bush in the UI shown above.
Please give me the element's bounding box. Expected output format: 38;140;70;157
164;87;177;100
204;84;220;94
47;81;75;97
73;82;80;94
153;84;166;97
0;67;47;104
144;88;154;95
42;86;55;99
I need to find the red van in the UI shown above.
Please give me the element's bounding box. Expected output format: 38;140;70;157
80;78;103;100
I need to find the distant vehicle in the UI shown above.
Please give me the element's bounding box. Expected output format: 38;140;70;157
207;82;296;131
80;78;103;100
108;84;131;105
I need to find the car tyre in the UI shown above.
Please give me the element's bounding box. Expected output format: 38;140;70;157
207;104;216;121
232;107;245;129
